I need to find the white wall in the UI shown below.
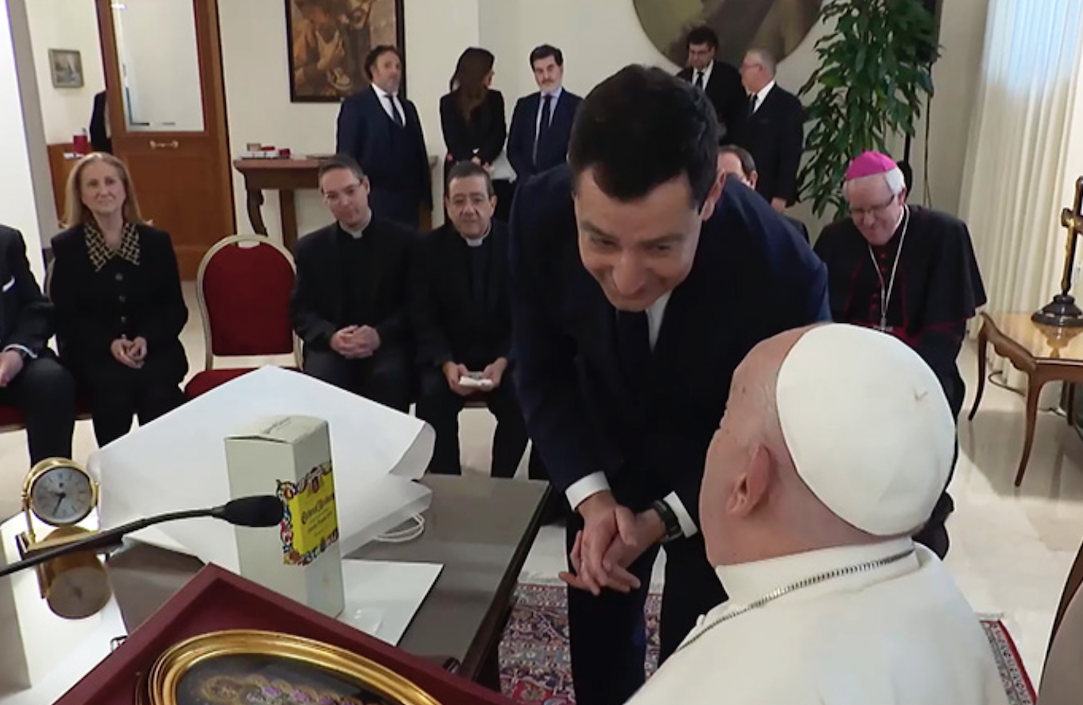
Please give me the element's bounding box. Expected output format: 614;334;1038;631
2;0;58;279
215;0;989;241
908;0;992;219
219;0;482;241
24;0;103;145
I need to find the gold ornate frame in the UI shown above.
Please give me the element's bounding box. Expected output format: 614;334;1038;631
144;630;441;705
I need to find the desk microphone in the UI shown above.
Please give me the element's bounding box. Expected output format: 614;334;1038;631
0;495;284;579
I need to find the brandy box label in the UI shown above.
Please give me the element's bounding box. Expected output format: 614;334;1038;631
279;461;339;565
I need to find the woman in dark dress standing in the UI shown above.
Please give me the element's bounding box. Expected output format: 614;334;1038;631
439;48;512;220
51;153;188;447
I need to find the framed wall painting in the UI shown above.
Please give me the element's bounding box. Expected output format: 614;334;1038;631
286;0;406;103
49;49;85;88
633;0;823;67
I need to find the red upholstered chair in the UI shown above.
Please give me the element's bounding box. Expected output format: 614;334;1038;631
184;235;300;399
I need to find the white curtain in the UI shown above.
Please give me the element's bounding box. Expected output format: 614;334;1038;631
959;0;1083;393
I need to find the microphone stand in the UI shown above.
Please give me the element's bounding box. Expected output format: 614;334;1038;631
1;507;219;579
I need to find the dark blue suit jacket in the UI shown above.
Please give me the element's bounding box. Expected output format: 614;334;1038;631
509;166;829;522
507;90;582;182
335;87;432;207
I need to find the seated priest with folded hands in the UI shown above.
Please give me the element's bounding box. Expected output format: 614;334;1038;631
626;324;1008;705
411;162;529;477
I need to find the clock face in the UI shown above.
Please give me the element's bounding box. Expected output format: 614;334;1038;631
30;465;94;526
47;564;111;619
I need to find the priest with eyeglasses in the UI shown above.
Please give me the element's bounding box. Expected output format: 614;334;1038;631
626;324;1007;705
814;151;986;558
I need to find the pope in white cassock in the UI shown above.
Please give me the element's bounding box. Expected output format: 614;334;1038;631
626;323;1008;705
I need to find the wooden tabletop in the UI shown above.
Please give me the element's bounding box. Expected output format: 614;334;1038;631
983;312;1083;361
105;475;547;685
232;158;321;172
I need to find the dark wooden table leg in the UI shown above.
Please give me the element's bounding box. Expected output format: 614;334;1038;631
280;189;298;251
969;324;988;421
1016;374;1045;487
475;642;502;692
245;188;267;235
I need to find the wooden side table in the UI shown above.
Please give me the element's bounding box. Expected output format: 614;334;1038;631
969;311;1083;486
233;157;438;251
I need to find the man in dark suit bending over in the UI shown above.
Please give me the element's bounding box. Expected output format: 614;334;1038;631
0;225;75;463
508;44;583;183
510;66;830;705
676;27;745;141
336;46;431;229
733;48;805;213
290;156;413;412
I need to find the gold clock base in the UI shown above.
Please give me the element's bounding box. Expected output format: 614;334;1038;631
16;527;112;620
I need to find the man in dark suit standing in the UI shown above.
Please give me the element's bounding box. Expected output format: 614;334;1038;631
411;162;528;477
718;144;809;241
0;225;75;463
733;48;804;213
89;90;111;154
290;156;413;412
510;66;830;705
336;46;431;229
675;27;745;142
508;45;583;183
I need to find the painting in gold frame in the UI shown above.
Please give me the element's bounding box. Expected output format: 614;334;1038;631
633;0;823;67
139;630;441;705
286;0;406;103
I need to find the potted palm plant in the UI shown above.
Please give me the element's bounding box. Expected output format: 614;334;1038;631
799;0;939;219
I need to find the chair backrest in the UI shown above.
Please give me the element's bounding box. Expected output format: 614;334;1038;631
1040;538;1083;704
196;235;298;369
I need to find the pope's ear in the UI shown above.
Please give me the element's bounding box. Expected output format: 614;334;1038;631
744;445;773;513
729;444;772;518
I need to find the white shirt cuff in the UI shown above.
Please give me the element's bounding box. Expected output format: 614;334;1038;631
663;491;698;538
566;472;611;511
3;344;37;360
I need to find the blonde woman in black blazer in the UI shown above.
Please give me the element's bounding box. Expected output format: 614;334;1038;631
51;153;188;447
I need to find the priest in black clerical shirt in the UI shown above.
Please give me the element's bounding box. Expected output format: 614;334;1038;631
410;161;529;477
815;151;987;558
290;155;414;412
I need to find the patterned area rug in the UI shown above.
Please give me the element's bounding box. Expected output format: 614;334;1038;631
500;582;1037;705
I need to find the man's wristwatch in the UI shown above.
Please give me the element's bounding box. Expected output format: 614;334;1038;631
651;499;683;544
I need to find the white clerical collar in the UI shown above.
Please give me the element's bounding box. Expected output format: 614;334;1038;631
340;212;372;240
873;205;909;249
461;222;492;247
714;537;915;605
753;80;775;107
371;83;397;101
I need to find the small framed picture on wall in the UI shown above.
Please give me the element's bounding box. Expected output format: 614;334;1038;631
286;0;406;103
48;49;84;89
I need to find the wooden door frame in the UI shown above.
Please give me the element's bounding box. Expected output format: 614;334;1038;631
94;0;234;248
